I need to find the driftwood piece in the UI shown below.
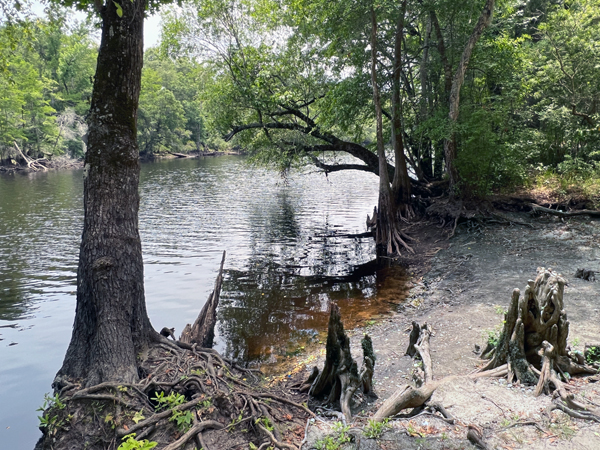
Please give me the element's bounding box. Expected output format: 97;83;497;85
374;323;459;422
530;203;600;218
14;141;48;171
414;323;433;384
180;251;226;348
373;379;441;421
308;304;375;421
167;151;191;158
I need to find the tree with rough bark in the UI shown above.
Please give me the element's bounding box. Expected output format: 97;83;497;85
368;3;413;256
53;0;172;387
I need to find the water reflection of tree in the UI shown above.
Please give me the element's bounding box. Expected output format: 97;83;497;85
217;180;404;365
219;262;380;363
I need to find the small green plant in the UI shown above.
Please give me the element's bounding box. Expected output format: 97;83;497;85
151;391;192;432
201;399;212;409
494;305;507;316
331;421;352;444
39;393;66;412
363;418;390;439
132;410;145;424
117;433;158;450
315;436;341;450
571;337;580;348
37;393;68;435
257;417;274;431
314;421;353;449
228;412;244;429
586;346;600;364
484;329;500;347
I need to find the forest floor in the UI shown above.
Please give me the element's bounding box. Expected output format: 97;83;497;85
298;208;600;450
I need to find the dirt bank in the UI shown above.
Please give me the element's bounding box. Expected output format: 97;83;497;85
302;212;600;449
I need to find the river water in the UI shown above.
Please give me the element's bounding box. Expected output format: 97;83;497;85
0;156;408;448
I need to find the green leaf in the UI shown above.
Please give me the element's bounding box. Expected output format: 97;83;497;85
113;1;123;18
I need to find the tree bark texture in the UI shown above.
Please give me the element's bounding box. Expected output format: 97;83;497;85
444;0;495;192
390;0;412;211
56;0;156;387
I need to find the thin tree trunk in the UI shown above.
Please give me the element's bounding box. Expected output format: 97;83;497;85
56;0;157;387
390;0;411;212
417;15;433;180
444;0;496;192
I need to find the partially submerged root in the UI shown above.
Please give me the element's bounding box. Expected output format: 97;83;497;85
367;205;414;256
477;267;599;420
305;304;376;421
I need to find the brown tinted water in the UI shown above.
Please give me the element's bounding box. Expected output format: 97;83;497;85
0;156;409;448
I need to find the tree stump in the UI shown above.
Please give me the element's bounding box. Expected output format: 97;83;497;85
479;267;594;381
180;251;226;348
307;304;375;421
477;267;600;421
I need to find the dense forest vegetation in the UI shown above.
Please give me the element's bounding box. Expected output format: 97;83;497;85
1;0;599;200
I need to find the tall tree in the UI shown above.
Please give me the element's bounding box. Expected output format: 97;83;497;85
390;0;412;214
54;0;163;386
370;4;412;256
443;0;496;192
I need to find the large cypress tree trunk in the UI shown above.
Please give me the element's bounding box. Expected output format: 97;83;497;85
369;6;412;257
55;0;157;387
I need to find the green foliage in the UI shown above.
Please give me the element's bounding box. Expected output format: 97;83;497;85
363;418;390;439
138;49;226;155
314;421;353;449
118;433;158;450
151;391;193;432
37;393;69;436
0;10;97;163
586;346;600;365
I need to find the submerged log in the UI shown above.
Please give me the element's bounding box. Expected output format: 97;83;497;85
307;304;375;421
180;251;226;348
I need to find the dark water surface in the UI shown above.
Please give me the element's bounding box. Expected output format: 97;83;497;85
0;156;408;448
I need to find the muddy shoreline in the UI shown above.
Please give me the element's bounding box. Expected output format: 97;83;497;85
301;212;600;449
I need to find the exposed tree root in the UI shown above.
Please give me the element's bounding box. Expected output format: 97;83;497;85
36;342;310;450
367;205;415;256
373;322;459;424
531;203;600;218
36;255;309;450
